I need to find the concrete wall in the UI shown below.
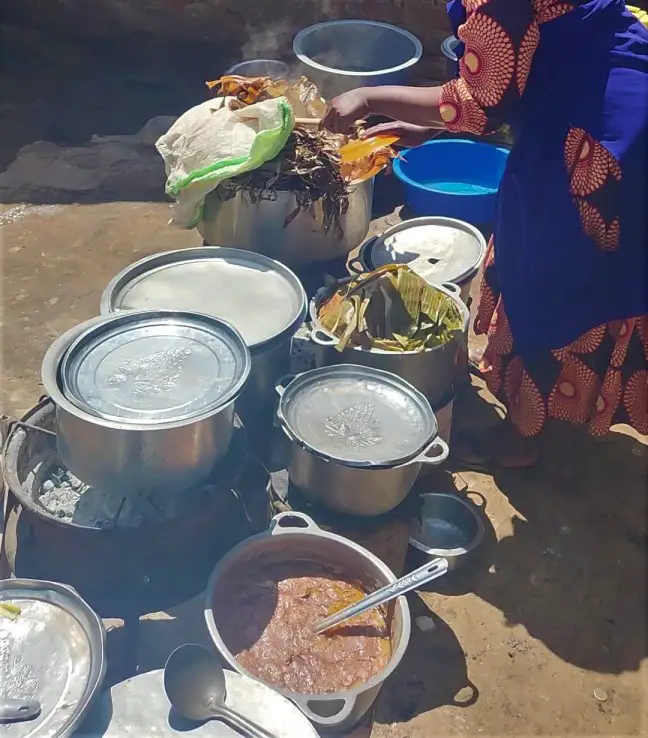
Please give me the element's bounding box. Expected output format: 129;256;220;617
3;0;453;81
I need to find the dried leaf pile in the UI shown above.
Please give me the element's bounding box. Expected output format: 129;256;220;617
206;74;396;234
317;265;464;352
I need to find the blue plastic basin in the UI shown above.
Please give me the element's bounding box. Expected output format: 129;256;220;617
393;139;510;225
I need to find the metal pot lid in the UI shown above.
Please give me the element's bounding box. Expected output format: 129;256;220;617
0;579;106;738
100;247;307;349
279;365;437;467
60;310;250;424
75;668;319;738
370;217;486;285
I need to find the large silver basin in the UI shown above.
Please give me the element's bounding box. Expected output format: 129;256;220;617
293;20;423;99
198;179;374;265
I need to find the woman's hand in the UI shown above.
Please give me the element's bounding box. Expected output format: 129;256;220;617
323;89;371;133
362;121;439;148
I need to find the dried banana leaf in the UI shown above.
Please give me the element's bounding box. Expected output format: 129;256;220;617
317;265;463;353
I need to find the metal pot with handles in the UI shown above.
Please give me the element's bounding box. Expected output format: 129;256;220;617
41;310;251;493
309;280;469;407
204;511;412;732
197;179;374;265
275;365;449;516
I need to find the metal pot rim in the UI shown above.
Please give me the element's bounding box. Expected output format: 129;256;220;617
276;364;440;468
293;20;423;77
41;313;244;431
372;216;487;288
203;512;412;706
99;246;308;352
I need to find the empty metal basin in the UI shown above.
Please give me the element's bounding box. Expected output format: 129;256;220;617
409;492;484;571
293;20;423;99
225;59;290;79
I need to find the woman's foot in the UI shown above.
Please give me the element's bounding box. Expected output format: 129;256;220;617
455;420;540;470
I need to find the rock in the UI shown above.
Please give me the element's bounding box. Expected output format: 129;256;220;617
415;615;437;632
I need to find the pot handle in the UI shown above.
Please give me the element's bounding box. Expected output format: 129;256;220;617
269;511;320;535
347;256;365;275
441;281;461;296
408;437;450;467
290;694;357;730
274;373;301;398
309;327;338;347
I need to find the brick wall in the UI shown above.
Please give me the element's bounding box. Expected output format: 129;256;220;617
3;0;453;82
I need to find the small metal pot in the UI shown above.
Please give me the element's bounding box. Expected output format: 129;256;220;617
197;180;374;265
41;311;251;493
409;492;485;572
275;366;449;517
204;511;412;732
309;281;469;408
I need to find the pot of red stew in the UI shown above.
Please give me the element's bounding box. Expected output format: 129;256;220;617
204;512;412;732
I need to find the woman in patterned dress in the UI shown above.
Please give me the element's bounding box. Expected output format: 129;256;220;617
323;0;648;468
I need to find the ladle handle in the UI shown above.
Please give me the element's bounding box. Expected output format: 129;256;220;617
212;705;276;738
314;557;450;635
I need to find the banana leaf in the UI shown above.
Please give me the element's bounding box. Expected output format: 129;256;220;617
317;265;463;353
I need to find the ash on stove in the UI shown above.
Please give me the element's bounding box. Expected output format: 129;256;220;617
36;464;220;529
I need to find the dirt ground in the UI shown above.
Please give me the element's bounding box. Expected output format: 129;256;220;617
1;29;646;737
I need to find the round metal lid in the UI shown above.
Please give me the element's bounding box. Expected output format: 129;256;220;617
279;365;437;467
100;247;307;349
60;310;250;424
76;668;319;738
370;217;486;286
0;579;105;738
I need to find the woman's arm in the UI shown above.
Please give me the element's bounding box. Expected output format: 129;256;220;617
324;0;540;136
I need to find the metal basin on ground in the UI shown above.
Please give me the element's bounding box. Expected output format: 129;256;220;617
309;281;469;407
100;247;307;425
198;179;374;265
293;21;422;99
204;512;411;732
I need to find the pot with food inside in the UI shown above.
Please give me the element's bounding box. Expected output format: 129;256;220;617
275;365;449;516
41;310;251;493
204;512;412;732
310;265;470;407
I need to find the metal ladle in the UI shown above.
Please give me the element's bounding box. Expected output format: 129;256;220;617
314;557;449;635
164;644;276;738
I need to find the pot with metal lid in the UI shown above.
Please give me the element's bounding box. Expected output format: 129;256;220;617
100;247;307;424
274;365;449;516
204;511;412;732
309;280;470;407
41;310;251;492
349;217;487;305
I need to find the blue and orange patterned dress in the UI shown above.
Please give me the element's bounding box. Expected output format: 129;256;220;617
442;0;648;437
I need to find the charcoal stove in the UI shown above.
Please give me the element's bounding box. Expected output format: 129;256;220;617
1;397;271;676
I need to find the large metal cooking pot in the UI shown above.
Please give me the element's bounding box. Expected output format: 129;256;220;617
100;247;307;424
275;365;449;517
197;179;374;265
292;21;422;99
309;281;470;407
41;311;251;493
204;511;412;732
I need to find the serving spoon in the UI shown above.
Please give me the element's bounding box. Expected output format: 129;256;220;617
164;644;276;738
314;558;449;635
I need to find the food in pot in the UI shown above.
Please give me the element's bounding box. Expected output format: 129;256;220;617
212;562;391;694
317;264;464;351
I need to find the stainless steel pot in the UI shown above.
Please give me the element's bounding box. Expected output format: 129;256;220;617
275;366;449;517
197;179;374;265
100;247;307;423
204;511;412;732
41;312;251;493
309;281;470;407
